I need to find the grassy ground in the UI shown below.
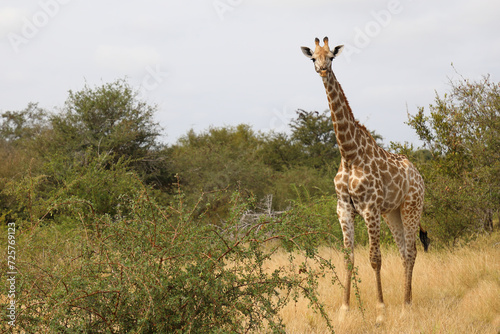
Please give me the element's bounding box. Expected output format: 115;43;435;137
270;233;500;333
2;224;498;333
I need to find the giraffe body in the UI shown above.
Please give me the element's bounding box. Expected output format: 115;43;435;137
301;37;428;323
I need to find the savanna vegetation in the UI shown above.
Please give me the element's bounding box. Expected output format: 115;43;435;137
0;75;498;332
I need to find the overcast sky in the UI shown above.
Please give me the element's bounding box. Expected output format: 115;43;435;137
1;0;499;146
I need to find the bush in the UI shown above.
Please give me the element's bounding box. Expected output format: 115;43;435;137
1;151;144;228
0;80;174;226
400;74;500;245
4;178;346;333
276;195;394;249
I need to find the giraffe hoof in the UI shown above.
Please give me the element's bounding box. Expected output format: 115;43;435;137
338;304;349;322
375;303;385;326
375;314;384;327
400;303;412;318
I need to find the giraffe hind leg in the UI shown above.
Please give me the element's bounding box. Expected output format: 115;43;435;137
383;208;416;305
382;210;406;260
361;210;386;325
400;202;422;305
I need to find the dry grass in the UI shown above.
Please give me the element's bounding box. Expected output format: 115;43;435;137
268;233;500;333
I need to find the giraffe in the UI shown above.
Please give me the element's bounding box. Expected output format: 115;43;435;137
301;37;429;324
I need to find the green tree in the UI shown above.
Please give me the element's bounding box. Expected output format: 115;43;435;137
0;103;49;144
50;80;169;185
405;75;499;244
169;111;345;215
60;80;160;155
0;103;52;177
1;80;173;225
289;109;340;172
170;124;270;193
168;124;274;220
0;104;52;223
258;131;302;172
259;109;340;174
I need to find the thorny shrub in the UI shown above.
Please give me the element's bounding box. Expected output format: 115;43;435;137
1;178;365;333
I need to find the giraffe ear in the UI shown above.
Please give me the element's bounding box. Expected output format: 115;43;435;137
332;45;344;58
301;46;313;59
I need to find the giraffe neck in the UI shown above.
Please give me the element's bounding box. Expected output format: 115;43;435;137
323;72;368;163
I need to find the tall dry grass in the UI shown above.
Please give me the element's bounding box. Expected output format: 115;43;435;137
269;233;500;333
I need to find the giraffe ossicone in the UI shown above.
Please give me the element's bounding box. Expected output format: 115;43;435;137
301;36;429;324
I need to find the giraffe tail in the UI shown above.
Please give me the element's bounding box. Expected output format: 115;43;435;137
419;226;430;252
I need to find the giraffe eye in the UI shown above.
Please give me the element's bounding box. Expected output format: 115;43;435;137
311;58;316;63
330;57;334;61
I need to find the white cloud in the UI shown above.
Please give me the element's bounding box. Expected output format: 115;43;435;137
93;45;161;73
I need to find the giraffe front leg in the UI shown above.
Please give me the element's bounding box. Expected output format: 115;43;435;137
336;198;355;318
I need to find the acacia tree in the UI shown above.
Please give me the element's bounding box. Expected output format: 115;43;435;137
0;103;49;144
0;80;173;225
406;75;499;243
260;109;341;173
52;80;161;163
289;109;340;171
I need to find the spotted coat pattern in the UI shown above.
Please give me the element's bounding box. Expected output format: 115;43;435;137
301;37;425;321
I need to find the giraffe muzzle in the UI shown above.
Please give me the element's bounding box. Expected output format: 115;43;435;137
320;70;328;77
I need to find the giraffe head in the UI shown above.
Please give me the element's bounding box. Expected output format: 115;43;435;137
301;37;344;78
